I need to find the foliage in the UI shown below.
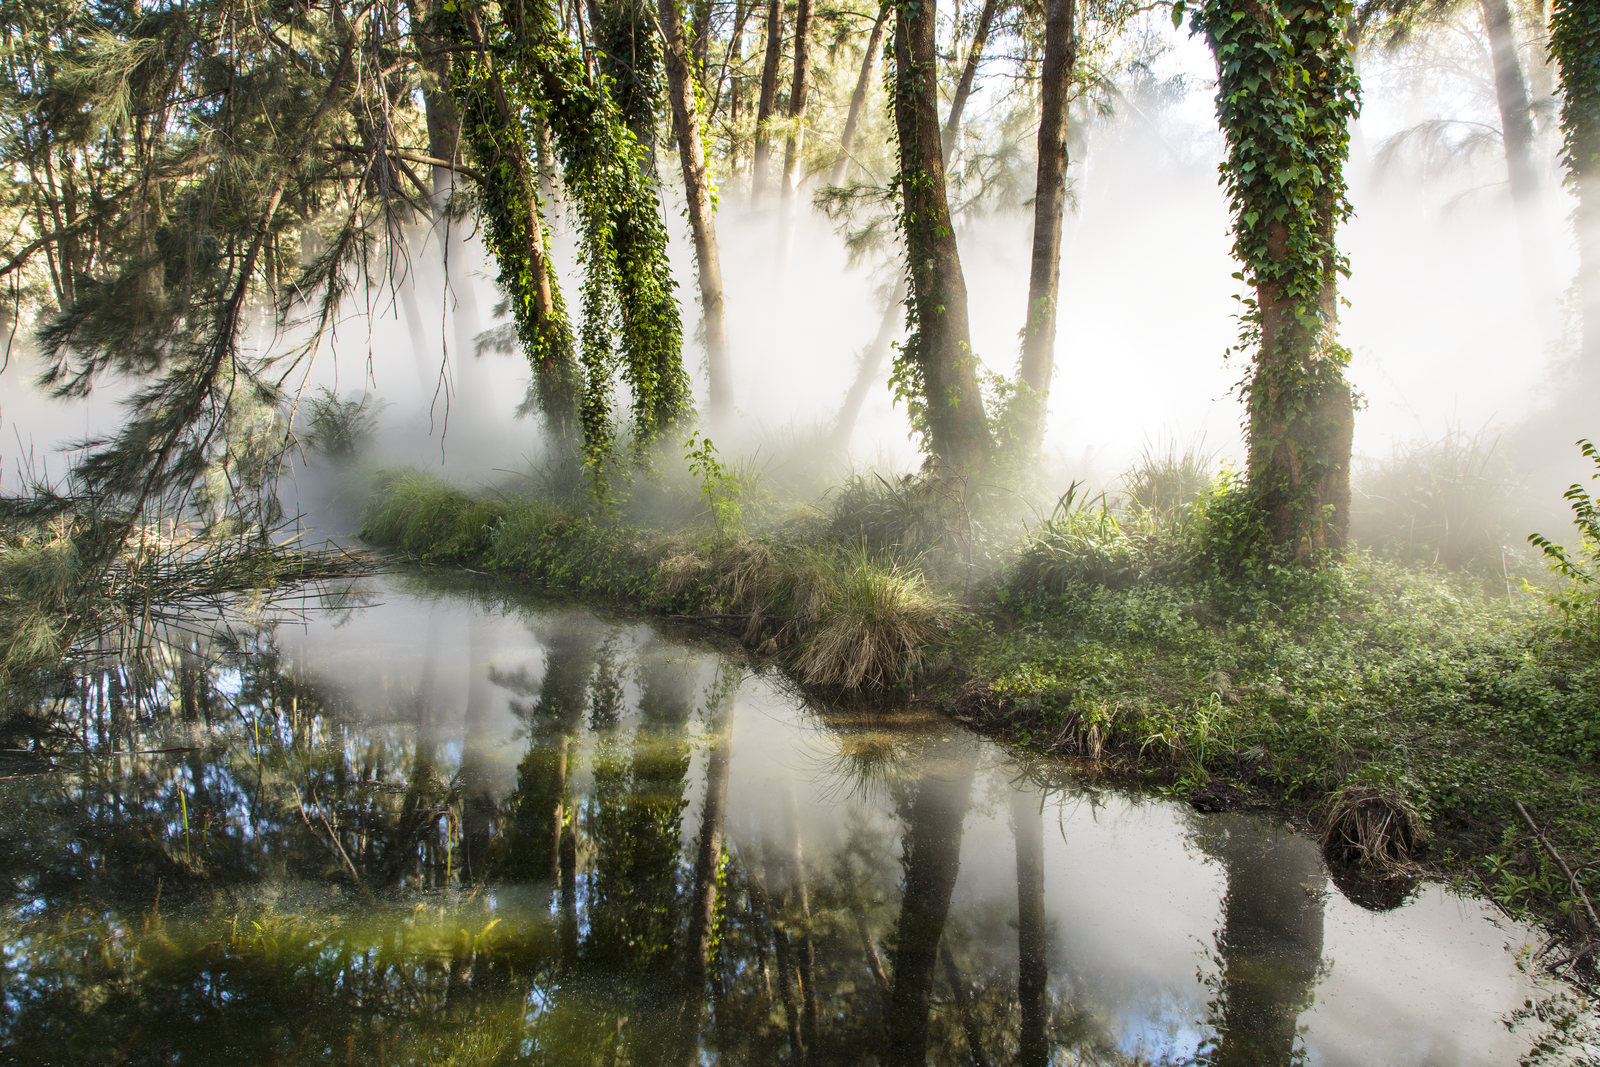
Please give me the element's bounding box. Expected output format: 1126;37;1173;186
1528;439;1600;637
683;431;743;533
1549;0;1600;192
299;387;383;459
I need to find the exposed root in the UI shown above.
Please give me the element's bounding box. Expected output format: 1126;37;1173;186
1319;785;1423;871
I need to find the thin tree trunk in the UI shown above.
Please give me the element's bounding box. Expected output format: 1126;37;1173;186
661;0;735;425
892;0;991;471
459;618;496;883
751;0;784;203
829;279;905;452
831;1;892;186
711;0;756;128
941;0;1002;159
1480;0;1541;208
778;0;816;256
675;699;735;1065
1016;0;1075;456
756;858;806;1061
1014;789;1048;1067
883;742;977;1067
693;0;714;82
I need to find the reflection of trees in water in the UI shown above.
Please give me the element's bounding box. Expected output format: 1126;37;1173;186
1194;815;1329;1067
2;592;1352;1066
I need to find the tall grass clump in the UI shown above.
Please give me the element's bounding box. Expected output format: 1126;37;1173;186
1120;439;1217;517
792;547;949;692
1351;426;1529;571
360;471;508;561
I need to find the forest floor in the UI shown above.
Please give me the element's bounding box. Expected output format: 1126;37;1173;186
353;464;1600;987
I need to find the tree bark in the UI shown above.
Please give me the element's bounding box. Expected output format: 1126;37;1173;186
778;0;816;244
1013;789;1048;1067
1480;0;1541;208
660;0;735;424
751;0;785;203
882;742;977;1067
941;0;1003;159
831;1;892;186
1015;0;1075;457
893;0;991;471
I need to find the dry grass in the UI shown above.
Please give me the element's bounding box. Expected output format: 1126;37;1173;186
792;548;949;692
1319;785;1424;870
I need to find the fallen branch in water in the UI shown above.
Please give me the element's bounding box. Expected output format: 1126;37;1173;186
1515;800;1600;935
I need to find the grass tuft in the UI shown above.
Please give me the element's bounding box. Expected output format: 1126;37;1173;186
1319;784;1423;871
793;547;949;692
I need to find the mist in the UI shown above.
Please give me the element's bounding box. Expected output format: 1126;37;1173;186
0;9;1583;535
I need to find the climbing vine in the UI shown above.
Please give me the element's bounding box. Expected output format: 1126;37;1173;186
1183;0;1361;550
1550;0;1600;192
447;0;688;493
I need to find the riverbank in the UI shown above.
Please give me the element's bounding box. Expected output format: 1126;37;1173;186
356;465;1600;982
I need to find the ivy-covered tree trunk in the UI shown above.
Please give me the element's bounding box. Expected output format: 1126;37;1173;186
830;0;891;186
588;0;663;175
751;0;784;202
892;0;991;472
452;1;581;448
1016;0;1075;458
1551;0;1600;388
1199;0;1360;559
660;0;734;422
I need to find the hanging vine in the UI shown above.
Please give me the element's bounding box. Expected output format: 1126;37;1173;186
446;0;688;491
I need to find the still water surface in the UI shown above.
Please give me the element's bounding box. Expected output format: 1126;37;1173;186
0;574;1582;1064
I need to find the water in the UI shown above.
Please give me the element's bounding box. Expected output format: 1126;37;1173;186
0;572;1587;1065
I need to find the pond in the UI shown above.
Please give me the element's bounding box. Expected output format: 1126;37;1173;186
0;573;1586;1065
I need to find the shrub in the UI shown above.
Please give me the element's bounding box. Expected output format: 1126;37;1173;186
1528;438;1600;637
359;471;506;561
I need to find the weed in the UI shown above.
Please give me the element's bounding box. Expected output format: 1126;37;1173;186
792;546;950;692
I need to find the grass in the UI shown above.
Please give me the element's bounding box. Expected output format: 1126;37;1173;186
350;451;1600;977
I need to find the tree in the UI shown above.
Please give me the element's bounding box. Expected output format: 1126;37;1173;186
1192;0;1361;558
830;1;893;186
752;0;786;200
660;0;735;423
1015;0;1077;458
778;0;816;259
890;0;993;472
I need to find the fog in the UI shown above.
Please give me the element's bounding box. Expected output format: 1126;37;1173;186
0;12;1583;529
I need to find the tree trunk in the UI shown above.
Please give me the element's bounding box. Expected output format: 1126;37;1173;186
693;0;714;82
751;0;785;203
588;0;662;176
939;945;992;1067
892;0;991;471
675;699;734;1065
882;742;977;1067
831;1;892;186
1550;0;1600;390
453;1;580;448
661;0;735;424
778;0;816;250
829;279;905;452
1015;0;1075;457
1013;789;1048;1067
1480;0;1541;208
1201;0;1357;558
711;0;756;128
941;0;1003;159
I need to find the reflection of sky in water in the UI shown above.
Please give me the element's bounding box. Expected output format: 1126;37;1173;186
6;577;1582;1065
